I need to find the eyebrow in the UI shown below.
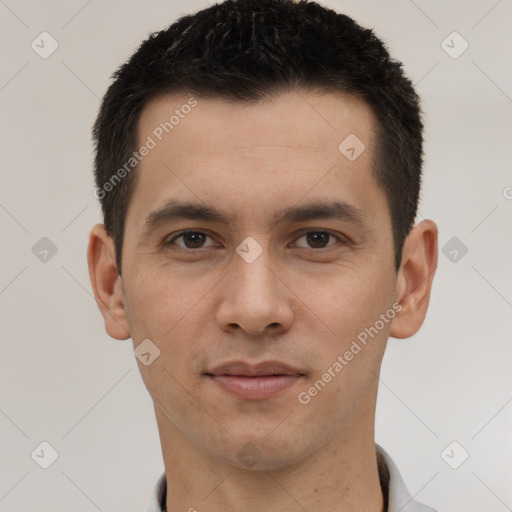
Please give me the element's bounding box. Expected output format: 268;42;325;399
141;199;371;237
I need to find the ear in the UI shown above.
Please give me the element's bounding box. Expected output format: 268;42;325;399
87;224;131;340
389;219;438;339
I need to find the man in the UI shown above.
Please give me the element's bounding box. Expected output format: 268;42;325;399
87;1;438;510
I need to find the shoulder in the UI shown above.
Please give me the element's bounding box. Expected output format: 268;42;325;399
376;444;439;512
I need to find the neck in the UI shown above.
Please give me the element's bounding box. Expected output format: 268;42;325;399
155;403;384;512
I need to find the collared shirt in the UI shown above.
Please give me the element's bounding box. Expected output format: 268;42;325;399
144;444;438;512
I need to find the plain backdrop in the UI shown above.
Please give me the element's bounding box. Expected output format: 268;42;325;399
1;1;511;511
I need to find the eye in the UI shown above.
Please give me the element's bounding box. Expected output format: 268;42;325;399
293;231;346;249
165;231;216;250
164;229;348;251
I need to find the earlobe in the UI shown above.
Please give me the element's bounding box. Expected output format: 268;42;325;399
87;224;131;340
389;220;438;339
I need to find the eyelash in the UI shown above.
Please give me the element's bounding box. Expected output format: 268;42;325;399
164;229;350;251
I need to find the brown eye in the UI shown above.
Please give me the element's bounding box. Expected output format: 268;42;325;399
166;231;214;249
306;232;330;248
294;231;341;249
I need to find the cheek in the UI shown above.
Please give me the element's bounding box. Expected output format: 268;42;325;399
123;267;210;410
299;274;393;418
297;262;395;395
302;263;395;340
123;262;211;340
123;264;222;389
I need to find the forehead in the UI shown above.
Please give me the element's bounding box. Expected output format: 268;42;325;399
125;90;385;233
138;89;375;158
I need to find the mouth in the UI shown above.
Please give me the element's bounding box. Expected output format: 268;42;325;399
204;360;306;400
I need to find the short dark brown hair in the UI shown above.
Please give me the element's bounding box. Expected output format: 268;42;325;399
92;0;423;273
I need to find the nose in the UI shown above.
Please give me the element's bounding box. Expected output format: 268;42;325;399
215;248;295;337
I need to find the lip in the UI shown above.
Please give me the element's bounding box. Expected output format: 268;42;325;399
205;360;305;400
207;360;305;377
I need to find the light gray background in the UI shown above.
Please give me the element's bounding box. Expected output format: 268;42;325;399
1;1;511;511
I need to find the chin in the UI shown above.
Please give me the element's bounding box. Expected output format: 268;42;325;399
203;430;317;472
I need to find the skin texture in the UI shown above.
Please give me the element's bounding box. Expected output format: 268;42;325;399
88;90;438;512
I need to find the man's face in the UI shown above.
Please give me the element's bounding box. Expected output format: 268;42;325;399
120;90;398;469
